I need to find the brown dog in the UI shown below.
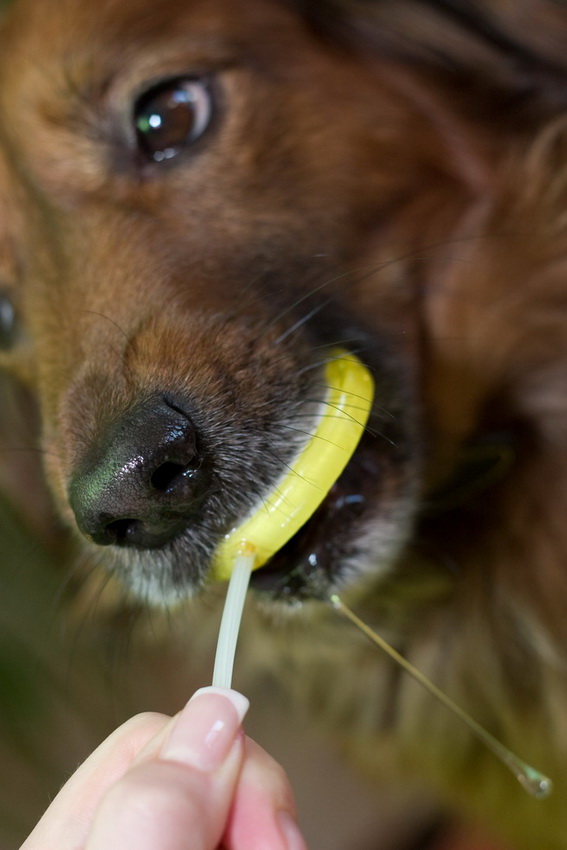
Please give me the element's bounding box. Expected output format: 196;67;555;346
1;0;567;847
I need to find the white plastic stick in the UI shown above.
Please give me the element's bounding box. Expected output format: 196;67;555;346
212;545;255;689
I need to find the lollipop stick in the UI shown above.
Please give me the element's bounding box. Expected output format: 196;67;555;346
212;544;255;689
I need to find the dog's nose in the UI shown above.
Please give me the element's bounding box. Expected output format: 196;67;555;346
68;397;209;548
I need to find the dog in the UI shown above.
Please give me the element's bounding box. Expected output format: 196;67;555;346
1;0;567;847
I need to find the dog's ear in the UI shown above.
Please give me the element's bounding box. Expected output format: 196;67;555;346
501;114;567;241
473;0;567;74
290;0;567;112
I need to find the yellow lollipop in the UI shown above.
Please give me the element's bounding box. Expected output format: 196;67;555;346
211;350;374;581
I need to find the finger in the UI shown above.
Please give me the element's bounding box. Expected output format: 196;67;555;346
223;737;307;850
86;688;249;850
21;712;170;850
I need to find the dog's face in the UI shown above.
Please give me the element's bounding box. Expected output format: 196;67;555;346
3;0;567;844
0;0;459;604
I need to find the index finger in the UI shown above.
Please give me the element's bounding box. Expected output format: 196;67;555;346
21;712;169;850
86;689;249;850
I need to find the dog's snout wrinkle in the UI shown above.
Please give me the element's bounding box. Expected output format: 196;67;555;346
68;397;210;549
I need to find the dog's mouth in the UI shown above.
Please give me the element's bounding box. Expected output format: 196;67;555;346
206;348;380;600
249;433;381;601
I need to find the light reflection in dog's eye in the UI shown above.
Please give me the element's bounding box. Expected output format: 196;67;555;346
330;594;553;800
134;77;213;163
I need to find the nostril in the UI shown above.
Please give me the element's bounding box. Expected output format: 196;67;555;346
150;460;198;495
104;517;143;545
102;511;192;548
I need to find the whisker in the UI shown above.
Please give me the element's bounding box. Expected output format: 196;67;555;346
308;397;392;442
250;233;504;352
246;481;273;515
80;309;130;342
225;271;275;317
263;440;311;480
310;337;368;351
54;558;120;686
301;395;378;417
313;382;393;409
293;348;373;378
273;301;330;346
52;548;105;612
246;462;301;514
286;409;393;424
281;424;351;453
264;268;374;333
78;309;137;383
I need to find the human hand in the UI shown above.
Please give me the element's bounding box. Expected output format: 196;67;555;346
21;686;307;850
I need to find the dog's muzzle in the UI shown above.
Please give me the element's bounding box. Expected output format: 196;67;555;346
68;396;210;549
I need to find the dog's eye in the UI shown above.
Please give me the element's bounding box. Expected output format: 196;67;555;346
134;77;213;163
0;292;17;350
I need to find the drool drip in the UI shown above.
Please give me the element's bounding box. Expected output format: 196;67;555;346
330;593;553;800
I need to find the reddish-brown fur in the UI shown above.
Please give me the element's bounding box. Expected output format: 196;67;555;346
1;1;567;847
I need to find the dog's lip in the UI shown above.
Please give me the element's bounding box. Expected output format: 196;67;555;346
249;440;375;600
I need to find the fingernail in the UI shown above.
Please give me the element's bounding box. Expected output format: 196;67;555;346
278;811;308;850
161;687;249;772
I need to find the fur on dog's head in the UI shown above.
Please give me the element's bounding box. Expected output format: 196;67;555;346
0;0;455;603
2;0;567;845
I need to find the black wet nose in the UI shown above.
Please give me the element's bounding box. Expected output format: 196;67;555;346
68;397;209;548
